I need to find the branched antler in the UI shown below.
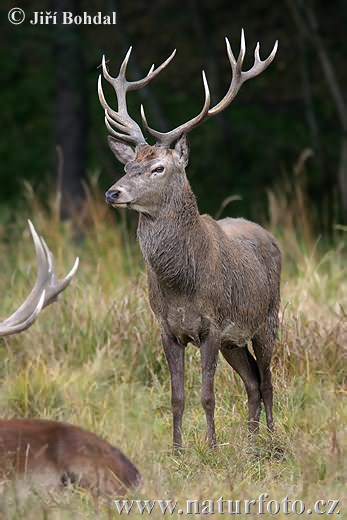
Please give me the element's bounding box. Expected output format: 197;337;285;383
98;47;176;146
141;30;278;146
99;32;277;148
0;221;79;337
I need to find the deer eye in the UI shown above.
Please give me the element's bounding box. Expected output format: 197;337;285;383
152;166;164;174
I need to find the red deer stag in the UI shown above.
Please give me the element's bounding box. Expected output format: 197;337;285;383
0;222;140;496
99;31;281;449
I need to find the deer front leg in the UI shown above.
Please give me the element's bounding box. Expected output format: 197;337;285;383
162;334;185;450
200;333;220;448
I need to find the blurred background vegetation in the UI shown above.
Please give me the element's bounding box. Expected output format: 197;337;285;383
0;0;346;233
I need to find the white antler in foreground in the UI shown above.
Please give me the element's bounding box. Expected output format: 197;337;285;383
0;220;79;337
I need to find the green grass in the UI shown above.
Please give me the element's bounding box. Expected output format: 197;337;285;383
0;189;345;519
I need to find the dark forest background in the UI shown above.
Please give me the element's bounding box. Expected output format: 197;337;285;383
0;0;346;232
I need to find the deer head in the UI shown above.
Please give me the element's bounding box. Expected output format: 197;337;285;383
99;31;278;216
0;221;79;337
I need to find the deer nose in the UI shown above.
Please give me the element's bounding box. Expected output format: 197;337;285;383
105;189;121;204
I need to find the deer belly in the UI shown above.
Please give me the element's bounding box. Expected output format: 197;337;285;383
166;307;206;346
220;321;253;347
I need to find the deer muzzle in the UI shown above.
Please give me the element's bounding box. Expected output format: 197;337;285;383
105;187;134;207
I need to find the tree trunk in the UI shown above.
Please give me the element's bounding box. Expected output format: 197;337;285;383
287;0;347;222
297;32;323;175
53;0;88;219
338;137;347;220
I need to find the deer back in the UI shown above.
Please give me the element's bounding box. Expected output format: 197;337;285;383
0;419;141;497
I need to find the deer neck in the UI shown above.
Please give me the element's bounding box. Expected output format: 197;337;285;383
137;182;203;292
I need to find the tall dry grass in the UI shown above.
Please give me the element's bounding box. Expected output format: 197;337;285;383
0;171;345;518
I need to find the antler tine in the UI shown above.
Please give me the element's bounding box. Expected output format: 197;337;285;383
0;221;78;337
237;28;246;69
119;46;132;79
242;39;278;81
208;30;278;116
104;110;130;133
98;75;129;128
105;111;138;145
39;235;79;308
127;49;176;91
141;70;211;146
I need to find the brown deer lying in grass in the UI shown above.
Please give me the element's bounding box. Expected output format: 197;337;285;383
0;419;141;497
0;222;141;496
99;31;281;449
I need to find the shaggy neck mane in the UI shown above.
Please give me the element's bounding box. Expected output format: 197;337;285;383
137;181;206;293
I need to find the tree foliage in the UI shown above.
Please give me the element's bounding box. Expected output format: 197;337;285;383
0;0;345;226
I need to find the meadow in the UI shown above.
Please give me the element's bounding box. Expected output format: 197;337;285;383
0;178;345;518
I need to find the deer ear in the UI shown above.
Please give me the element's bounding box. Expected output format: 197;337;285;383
107;136;135;165
174;134;189;167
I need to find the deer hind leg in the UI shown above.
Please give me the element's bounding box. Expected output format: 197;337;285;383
162;334;185;450
252;314;278;432
221;345;261;434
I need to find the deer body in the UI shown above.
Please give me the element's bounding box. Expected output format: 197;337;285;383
139;201;280;349
0;419;141;497
99;32;280;448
